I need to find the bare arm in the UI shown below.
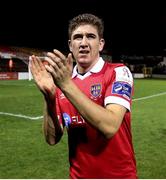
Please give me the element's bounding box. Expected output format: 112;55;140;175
45;50;126;139
29;55;63;145
43;94;63;145
61;80;126;139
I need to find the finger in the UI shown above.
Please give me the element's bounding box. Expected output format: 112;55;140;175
30;55;43;71
67;53;73;73
45;56;64;72
29;56;35;75
35;56;48;70
53;49;67;65
67;53;73;67
29;55;40;73
29;56;33;69
47;52;57;60
29;56;40;79
46;52;64;67
45;58;60;74
44;57;55;67
45;64;59;80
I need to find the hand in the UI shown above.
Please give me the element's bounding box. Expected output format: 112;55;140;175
29;55;56;99
44;49;73;89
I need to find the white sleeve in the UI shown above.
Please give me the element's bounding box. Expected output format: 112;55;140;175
104;66;133;111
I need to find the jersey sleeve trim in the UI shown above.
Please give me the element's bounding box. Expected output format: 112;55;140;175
104;96;131;111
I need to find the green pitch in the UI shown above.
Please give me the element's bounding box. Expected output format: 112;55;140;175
0;79;166;178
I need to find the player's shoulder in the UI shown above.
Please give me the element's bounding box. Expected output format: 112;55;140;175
104;61;125;72
104;62;133;85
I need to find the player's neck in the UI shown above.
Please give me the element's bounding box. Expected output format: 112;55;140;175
77;69;86;76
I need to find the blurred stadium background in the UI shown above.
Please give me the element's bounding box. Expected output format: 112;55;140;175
0;2;166;177
0;45;166;178
0;45;166;80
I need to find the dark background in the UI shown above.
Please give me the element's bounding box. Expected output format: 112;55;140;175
0;1;165;58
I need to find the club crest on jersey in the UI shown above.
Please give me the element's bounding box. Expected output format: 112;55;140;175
90;84;102;97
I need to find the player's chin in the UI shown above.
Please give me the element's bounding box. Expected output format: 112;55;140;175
77;60;91;68
77;55;91;63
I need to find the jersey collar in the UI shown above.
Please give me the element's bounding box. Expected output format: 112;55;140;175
72;57;105;79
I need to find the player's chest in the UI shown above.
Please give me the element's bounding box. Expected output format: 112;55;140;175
60;76;106;105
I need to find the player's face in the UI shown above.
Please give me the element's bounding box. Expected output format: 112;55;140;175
69;24;105;71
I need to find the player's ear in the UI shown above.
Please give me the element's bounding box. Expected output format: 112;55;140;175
99;38;105;52
68;40;72;52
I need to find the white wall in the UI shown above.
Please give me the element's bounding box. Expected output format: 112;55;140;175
18;72;29;80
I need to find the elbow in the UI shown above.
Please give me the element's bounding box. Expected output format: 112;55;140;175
101;116;123;139
104;132;114;139
45;133;63;145
103;127;119;139
46;138;58;146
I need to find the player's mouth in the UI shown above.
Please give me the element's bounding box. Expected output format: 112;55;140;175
79;50;90;54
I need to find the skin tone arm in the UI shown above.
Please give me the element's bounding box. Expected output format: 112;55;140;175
45;49;127;139
61;82;126;139
29;55;63;145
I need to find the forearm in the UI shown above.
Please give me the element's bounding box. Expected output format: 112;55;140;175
43;95;63;145
30;54;64;144
61;80;124;138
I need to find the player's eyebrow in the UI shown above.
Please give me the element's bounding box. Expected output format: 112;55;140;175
73;33;96;39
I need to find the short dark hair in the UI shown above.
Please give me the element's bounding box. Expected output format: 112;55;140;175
68;13;104;39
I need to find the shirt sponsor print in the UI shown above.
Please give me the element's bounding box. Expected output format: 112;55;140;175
63;113;86;128
63;113;71;128
112;81;132;100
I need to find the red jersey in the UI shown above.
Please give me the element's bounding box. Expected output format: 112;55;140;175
55;58;137;179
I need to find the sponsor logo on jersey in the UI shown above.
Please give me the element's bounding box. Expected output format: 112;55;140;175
63;113;71;128
63;113;86;128
112;81;132;100
90;84;102;97
71;115;86;127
